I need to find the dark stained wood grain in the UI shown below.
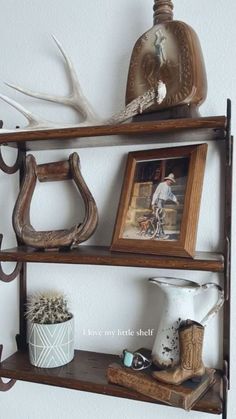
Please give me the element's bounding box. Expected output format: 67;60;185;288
0;111;229;414
37;160;72;182
0;246;224;272
0;116;226;151
0;350;222;414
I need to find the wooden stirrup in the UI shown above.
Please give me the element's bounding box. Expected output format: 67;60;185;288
12;153;98;249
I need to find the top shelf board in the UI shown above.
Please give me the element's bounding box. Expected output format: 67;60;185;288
0;116;226;151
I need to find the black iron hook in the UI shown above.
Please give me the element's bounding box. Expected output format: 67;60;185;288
0;345;16;391
0;235;22;283
0;147;23;174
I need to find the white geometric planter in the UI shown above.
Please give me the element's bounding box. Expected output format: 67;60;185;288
28;317;74;368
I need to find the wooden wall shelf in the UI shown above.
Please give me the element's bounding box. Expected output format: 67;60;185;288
0;116;226;150
0;105;231;418
0;350;223;415
0;246;224;272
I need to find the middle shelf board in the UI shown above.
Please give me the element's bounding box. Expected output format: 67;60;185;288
0;246;224;272
0;349;222;414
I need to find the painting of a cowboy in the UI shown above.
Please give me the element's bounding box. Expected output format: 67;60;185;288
151;173;179;239
121;156;189;242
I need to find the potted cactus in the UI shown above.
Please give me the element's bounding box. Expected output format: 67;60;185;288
26;291;74;368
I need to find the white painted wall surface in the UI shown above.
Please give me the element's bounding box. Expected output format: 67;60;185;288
0;0;235;418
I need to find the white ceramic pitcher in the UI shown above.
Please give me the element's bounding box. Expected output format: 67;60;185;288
149;277;224;368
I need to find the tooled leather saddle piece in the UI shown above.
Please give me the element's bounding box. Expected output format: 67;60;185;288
12;152;98;250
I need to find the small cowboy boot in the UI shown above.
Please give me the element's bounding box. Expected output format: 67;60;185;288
152;320;206;385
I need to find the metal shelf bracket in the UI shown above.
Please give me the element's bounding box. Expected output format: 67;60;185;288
0;345;16;391
0;146;23;175
0;235;22;283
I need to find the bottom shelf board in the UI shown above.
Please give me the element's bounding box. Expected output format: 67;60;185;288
0;350;222;414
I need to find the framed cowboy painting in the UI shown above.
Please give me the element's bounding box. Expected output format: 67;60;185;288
111;144;207;258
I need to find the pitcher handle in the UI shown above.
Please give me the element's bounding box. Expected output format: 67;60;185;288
199;283;224;326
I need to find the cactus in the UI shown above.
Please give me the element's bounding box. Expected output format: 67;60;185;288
25;292;72;324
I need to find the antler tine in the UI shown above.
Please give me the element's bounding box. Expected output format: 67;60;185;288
4;36;101;125
0;93;55;129
4;81;68;106
0;36;167;132
52;35;100;122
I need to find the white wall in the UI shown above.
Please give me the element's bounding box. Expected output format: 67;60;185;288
0;1;235;418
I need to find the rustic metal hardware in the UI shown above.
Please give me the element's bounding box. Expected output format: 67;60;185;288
223;100;232;396
226;99;232;166
15;263;27;352
0;146;23;174
12;152;98;250
225;237;230;302
223;360;229;419
0;345;16;391
0;234;22;282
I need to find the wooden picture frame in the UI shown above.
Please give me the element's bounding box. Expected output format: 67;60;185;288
111;144;208;258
